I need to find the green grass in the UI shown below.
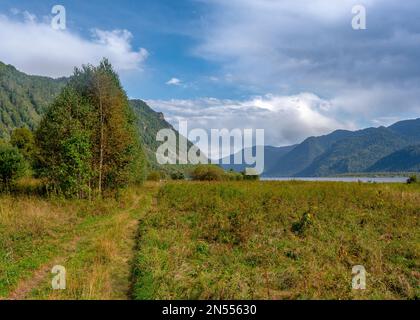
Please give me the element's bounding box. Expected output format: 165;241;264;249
1;180;418;300
0;183;158;299
133;181;420;300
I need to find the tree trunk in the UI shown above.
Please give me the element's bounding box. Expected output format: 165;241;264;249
97;79;105;196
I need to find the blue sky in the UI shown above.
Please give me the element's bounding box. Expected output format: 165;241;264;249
0;0;419;147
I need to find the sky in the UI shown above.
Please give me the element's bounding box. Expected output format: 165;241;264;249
0;0;419;152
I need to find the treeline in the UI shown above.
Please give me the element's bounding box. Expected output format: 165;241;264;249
0;59;146;198
146;165;259;182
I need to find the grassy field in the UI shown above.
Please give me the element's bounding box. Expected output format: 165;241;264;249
0;183;158;300
1;180;419;300
133;181;419;300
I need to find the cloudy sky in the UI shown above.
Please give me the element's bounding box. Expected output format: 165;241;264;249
0;0;419;150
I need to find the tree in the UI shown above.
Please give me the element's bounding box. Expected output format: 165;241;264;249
36;59;146;198
10;127;36;162
191;165;225;181
0;145;26;191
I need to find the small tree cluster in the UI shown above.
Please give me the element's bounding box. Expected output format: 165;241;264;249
36;59;146;198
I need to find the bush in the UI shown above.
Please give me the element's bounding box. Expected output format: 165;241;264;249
147;171;164;182
0;145;27;191
170;172;185;180
225;170;244;181
407;175;418;184
191;165;225;181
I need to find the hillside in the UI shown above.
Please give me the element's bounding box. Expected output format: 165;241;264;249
297;127;411;176
130;99;198;171
0;61;66;137
263;119;420;177
220;145;296;173
265;129;355;176
368;145;420;172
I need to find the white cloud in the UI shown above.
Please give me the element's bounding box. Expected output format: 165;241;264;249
146;93;354;150
166;78;182;86
0;13;148;78
192;0;420;124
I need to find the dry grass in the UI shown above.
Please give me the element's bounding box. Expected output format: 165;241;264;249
133;181;420;300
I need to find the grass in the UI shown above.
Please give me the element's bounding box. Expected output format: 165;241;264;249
133;181;420;300
0;182;158;299
1;180;419;300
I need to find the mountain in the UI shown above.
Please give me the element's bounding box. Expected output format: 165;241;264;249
265;129;354;176
0;61;66;137
220;145;296;173
257;119;420;177
130;99;199;171
368;145;420;172
0;61;195;172
297;126;411;176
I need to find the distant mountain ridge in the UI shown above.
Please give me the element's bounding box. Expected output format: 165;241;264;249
262;119;420;176
222;119;420;177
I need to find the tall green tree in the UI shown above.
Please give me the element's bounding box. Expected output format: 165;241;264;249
36;59;146;198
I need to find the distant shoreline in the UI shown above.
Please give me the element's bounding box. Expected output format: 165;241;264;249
261;177;409;183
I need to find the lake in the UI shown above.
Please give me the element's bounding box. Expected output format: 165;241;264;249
261;177;409;183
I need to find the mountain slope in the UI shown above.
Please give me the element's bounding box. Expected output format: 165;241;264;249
368;145;420;172
297;126;411;176
240;119;420;177
220;145;296;173
265;129;354;176
0;61;66;137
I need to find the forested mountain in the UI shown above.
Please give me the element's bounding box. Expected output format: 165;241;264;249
0;61;66;137
265;130;354;177
130;99;198;171
0;61;194;171
220;145;296;173
368;145;420;172
262;119;420;177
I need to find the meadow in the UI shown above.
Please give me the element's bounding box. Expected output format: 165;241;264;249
133;181;419;300
0;180;419;300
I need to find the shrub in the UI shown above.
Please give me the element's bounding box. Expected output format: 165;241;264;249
0;145;27;191
191;165;225;181
170;172;185;180
147;171;164;182
407;175;418;184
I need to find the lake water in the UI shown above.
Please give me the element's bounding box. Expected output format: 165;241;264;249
261;177;408;183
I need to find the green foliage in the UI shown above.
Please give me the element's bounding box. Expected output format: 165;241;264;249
36;59;147;198
0;61;66;138
147;171;164;182
407;175;418;184
291;211;313;235
225;170;244;181
170;171;185;180
191;165;225;181
0;144;27;191
10;127;36;162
